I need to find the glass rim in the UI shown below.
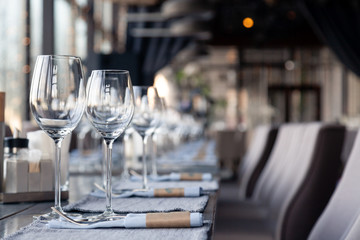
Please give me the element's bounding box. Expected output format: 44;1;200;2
133;85;156;89
37;55;81;60
91;69;129;74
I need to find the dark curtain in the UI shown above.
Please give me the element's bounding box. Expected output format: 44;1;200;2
299;1;360;77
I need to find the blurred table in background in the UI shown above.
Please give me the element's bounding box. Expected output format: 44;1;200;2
215;130;246;178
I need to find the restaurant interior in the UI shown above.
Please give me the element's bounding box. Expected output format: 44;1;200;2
1;0;360;239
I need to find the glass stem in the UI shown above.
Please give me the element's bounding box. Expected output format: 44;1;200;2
142;135;149;189
122;135;129;178
104;139;114;215
54;138;63;212
151;134;158;176
102;141;107;188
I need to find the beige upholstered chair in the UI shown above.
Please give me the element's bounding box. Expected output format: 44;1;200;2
220;123;345;240
238;125;278;199
308;127;360;240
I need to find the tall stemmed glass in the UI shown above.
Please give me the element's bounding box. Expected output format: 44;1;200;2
150;97;166;177
132;86;161;189
86;70;134;219
30;55;86;220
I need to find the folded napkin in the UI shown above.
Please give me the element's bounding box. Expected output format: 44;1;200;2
48;212;203;229
131;173;212;182
90;187;201;198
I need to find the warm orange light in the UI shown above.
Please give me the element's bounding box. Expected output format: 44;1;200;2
23;37;31;46
243;17;254;28
22;65;31;74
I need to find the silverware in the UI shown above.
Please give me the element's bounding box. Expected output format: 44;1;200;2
51;207;125;226
93;183;148;196
130;170;142;177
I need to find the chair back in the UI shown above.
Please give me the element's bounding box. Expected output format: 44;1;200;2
308;126;360;240
278;124;345;240
238;125;278;199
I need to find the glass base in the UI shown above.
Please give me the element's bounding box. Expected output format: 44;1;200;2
33;208;83;222
120;170;130;181
83;209;124;222
33;210;61;222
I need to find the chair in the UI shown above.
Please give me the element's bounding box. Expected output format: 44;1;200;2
223;123;345;240
340;128;357;165
308;127;360;240
280;123;344;239
216;129;246;177
238;125;278;199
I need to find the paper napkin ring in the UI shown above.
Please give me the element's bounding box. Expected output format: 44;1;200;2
154;188;184;197
193;142;208;161
29;161;40;173
146;212;191;228
180;173;203;181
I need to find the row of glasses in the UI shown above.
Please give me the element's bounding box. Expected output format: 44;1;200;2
30;55;162;221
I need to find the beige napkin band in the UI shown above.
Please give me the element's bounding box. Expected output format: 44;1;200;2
180;173;203;181
29;161;40;173
193;142;208;161
0;92;4;122
194;151;206;161
154;188;185;197
146;212;191;228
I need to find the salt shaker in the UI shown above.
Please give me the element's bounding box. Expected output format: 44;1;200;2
3;137;29;193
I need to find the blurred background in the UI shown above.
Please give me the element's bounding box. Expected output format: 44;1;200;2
1;0;360;176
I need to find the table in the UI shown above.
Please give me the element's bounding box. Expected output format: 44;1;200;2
0;173;218;239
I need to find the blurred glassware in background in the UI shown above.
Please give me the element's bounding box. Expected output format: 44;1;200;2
131;86;161;189
69;117;103;174
149;96;166;177
76;117;102;157
120;127;135;180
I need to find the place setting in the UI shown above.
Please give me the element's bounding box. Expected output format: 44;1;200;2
2;55;215;240
75;72;210;213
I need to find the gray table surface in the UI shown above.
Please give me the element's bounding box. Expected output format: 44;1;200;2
0;174;218;239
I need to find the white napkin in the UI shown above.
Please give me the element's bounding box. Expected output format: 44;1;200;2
130;173;212;182
48;212;203;229
90;186;201;198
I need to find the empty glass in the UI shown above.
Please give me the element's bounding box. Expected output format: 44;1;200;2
86;70;134;219
150;97;166;177
29;55;86;220
131;86;161;189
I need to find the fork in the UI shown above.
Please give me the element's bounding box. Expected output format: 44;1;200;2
93;183;148;196
51;207;125;226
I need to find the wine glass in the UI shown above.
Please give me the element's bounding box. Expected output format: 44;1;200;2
29;55;86;221
132;86;161;189
150;97;166;177
86;70;134;219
